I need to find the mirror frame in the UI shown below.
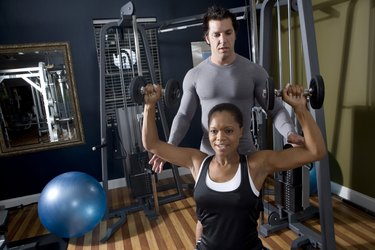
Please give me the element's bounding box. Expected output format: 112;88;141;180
0;42;85;156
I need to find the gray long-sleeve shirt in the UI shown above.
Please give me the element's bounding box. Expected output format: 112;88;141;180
168;54;295;154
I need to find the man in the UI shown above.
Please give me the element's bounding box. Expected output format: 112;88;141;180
150;5;304;243
151;6;303;171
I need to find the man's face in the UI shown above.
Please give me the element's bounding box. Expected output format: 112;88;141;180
205;18;236;64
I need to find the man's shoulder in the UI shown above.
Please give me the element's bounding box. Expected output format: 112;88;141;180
235;54;258;66
194;57;210;69
186;58;210;76
235;54;267;73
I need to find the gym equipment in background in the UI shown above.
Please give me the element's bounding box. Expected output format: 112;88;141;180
94;1;186;242
2;204;67;249
38;171;106;238
257;1;334;249
0;60;79;145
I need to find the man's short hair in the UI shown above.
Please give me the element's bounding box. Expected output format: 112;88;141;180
202;6;239;38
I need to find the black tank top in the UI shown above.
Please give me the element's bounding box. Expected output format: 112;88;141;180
194;155;264;250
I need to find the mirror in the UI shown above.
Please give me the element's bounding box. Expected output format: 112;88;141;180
0;42;84;156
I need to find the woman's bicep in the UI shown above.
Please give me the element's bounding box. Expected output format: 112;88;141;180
264;147;316;173
150;141;201;170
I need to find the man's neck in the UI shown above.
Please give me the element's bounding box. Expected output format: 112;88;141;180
211;53;237;66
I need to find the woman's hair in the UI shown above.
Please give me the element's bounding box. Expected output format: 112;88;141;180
208;103;243;128
202;5;239;38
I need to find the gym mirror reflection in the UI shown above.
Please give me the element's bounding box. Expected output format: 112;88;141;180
0;42;84;156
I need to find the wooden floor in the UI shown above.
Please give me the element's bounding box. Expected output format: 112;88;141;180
4;174;375;249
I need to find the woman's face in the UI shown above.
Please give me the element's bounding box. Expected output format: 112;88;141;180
208;110;243;156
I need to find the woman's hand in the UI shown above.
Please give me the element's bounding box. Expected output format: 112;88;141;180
282;83;307;111
143;84;162;105
149;154;166;173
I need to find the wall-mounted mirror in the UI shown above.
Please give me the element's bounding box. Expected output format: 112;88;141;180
0;42;84;156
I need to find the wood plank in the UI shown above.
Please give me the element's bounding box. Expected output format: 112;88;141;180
151;208;177;250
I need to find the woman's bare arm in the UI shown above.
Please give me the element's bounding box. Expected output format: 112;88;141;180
249;84;326;187
141;84;205;178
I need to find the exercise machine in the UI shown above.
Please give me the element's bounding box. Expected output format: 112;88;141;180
0;62;76;145
94;1;185;242
258;1;335;249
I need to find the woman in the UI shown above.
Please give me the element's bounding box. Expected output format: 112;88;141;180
142;83;326;250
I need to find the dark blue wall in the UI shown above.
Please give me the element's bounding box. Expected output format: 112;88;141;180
0;0;249;201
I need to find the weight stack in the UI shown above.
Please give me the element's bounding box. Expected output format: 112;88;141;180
129;152;153;198
284;183;302;213
274;167;303;213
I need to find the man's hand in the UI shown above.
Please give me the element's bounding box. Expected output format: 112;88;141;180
149;154;166;173
287;131;305;146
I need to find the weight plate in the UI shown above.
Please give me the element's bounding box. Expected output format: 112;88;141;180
309;75;325;109
130;76;146;104
291;0;299;12
164;79;182;109
266;77;275;110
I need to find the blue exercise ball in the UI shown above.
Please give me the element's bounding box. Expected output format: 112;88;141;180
38;171;106;238
309;165;318;195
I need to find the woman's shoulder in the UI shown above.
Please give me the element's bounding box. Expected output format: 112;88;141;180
190;151;210;179
246;150;273;172
246;151;274;190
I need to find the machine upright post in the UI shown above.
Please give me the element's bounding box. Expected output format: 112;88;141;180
96;2;185;242
297;0;336;249
259;0;276;71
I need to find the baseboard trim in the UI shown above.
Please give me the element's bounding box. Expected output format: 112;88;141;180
331;181;375;214
0;194;41;210
0;168;190;209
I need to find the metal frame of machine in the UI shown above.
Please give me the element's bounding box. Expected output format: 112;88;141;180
96;2;185;242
